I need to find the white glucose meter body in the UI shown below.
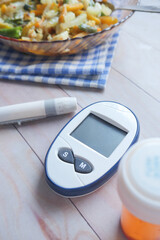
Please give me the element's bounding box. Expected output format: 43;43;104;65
45;101;140;197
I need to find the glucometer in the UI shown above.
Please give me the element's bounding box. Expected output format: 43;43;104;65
45;101;140;197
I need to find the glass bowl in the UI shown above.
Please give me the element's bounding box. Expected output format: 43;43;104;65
0;0;138;56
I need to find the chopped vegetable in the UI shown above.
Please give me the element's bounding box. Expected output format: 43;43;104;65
87;2;102;17
23;4;34;11
101;4;112;16
0;26;22;38
89;0;95;6
1;4;7;14
31;4;47;16
5;18;24;26
60;13;87;31
66;3;84;12
100;16;118;25
0;22;12;29
87;13;100;24
59;5;67;23
79;23;97;33
75;9;85;16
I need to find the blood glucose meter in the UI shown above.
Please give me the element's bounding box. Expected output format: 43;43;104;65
45;101;140;197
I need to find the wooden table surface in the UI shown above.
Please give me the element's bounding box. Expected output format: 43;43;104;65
0;1;160;239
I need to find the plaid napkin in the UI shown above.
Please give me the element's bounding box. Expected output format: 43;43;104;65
0;32;119;89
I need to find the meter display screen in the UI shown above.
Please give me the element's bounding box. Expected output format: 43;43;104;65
71;113;128;158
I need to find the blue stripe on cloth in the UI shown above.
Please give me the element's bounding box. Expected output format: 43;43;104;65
0;32;119;89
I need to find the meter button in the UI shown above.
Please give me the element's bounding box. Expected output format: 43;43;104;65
58;148;74;164
75;157;92;174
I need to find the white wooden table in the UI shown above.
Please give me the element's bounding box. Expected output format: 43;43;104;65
0;1;160;239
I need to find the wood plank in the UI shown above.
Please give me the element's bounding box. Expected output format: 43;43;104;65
71;174;126;240
0;125;99;240
121;0;160;51
112;30;160;101
0;80;68;106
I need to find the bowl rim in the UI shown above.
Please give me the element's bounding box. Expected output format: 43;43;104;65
0;1;139;44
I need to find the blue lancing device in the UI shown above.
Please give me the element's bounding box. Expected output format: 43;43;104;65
45;101;140;197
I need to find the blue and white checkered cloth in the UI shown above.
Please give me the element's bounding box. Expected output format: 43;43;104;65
0;32;119;89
